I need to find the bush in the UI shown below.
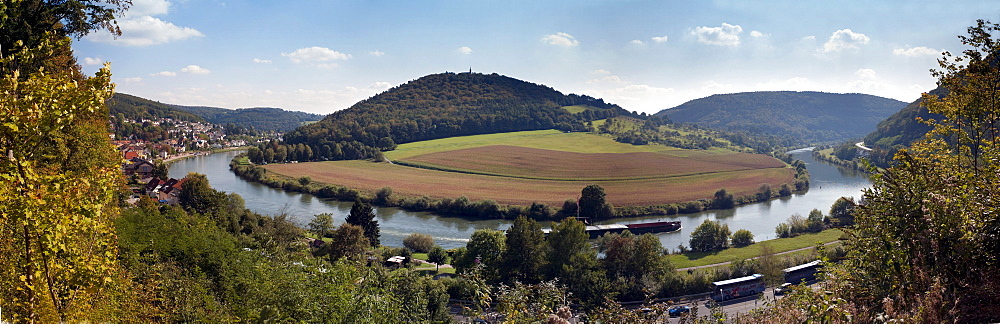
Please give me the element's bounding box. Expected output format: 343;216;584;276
375;186;393;205
403;233;434;253
775;223;792;238
731;229;755;247
680;201;704;214
756;183;773;202
689;219;731;252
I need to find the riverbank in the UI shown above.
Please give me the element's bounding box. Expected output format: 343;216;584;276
668;228;845;269
161;146;250;165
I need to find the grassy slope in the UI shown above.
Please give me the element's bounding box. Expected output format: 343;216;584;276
561;105;602;114
667;229;844;269
385;129;707;160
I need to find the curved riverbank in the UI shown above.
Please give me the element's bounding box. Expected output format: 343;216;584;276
169;149;867;249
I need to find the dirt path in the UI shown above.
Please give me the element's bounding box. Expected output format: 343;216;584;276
675;240;840;271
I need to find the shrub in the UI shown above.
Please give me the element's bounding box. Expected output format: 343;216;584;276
403;233;434;253
775;223;792;238
731;229;755;247
375;186;393;205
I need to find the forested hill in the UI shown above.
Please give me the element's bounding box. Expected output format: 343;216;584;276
108;93;324;132
855;87;945;166
173;105;324;132
108;93;206;123
282;72;633;160
655;91;907;144
863;87;944;150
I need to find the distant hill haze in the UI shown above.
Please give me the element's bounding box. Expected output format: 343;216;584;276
655;91;907;144
108;93;323;132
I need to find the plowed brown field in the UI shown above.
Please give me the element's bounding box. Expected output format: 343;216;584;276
399;145;785;180
265;159;793;207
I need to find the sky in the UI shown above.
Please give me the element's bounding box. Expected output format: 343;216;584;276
74;0;1000;115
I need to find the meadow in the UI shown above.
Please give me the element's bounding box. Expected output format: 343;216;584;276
265;130;794;207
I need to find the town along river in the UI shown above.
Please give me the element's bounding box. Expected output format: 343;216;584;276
169;148;871;250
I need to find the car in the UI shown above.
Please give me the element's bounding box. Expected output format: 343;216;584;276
668;305;691;317
774;283;793;295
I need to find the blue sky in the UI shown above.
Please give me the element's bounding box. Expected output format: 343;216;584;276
74;0;1000;115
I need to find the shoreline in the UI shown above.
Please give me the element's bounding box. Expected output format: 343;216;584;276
160;147;250;165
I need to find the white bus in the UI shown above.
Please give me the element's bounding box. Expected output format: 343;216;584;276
711;274;766;301
783;260;822;284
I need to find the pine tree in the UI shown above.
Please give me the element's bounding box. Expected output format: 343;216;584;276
346;198;380;247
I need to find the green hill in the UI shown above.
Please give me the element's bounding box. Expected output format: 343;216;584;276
655;91;907;144
107;93;324;132
173;105;324;132
848;87;945;166
108;93;206;123
282;72;634;160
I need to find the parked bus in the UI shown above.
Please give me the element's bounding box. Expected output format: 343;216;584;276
710;274;765;301
782;260;822;284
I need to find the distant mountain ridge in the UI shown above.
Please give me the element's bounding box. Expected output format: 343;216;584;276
655;91;907;144
107;93;323;132
282;72;634;160
173;105;324;132
108;93;206;123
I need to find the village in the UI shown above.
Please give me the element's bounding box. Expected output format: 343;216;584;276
117;117;276;206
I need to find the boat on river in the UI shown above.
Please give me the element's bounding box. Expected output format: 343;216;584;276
543;220;682;238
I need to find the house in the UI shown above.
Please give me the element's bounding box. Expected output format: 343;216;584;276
145;177;187;205
156;178;187;205
124;158;156;178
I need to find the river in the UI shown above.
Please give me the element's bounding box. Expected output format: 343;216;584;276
169;148;870;250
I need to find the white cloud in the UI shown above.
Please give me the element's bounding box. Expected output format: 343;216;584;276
457;46;473;55
855;68;877;79
82;57;103;65
587;75;627;85
541;32;580;47
180;65;210;74
629;39;646;46
151;71;177;77
749;30;766;38
892;46;940;57
822;29;870;53
87;16;203;46
122;77;144;83
369;50;386;57
282;47;352;65
847;79;892;92
125;0;171;18
253;58;272;64
583;74;675;113
754;77;814;89
651;35;669;43
691;23;743;47
591;69;611;75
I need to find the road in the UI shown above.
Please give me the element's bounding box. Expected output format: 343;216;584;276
664;287;785;322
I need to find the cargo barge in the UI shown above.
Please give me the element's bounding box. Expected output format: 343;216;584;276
543;220;682;238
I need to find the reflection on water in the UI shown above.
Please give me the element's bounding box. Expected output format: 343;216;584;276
169;148;871;249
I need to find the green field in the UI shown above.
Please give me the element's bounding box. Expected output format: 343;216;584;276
667;229;845;269
561;105;602;114
386;129;695;160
